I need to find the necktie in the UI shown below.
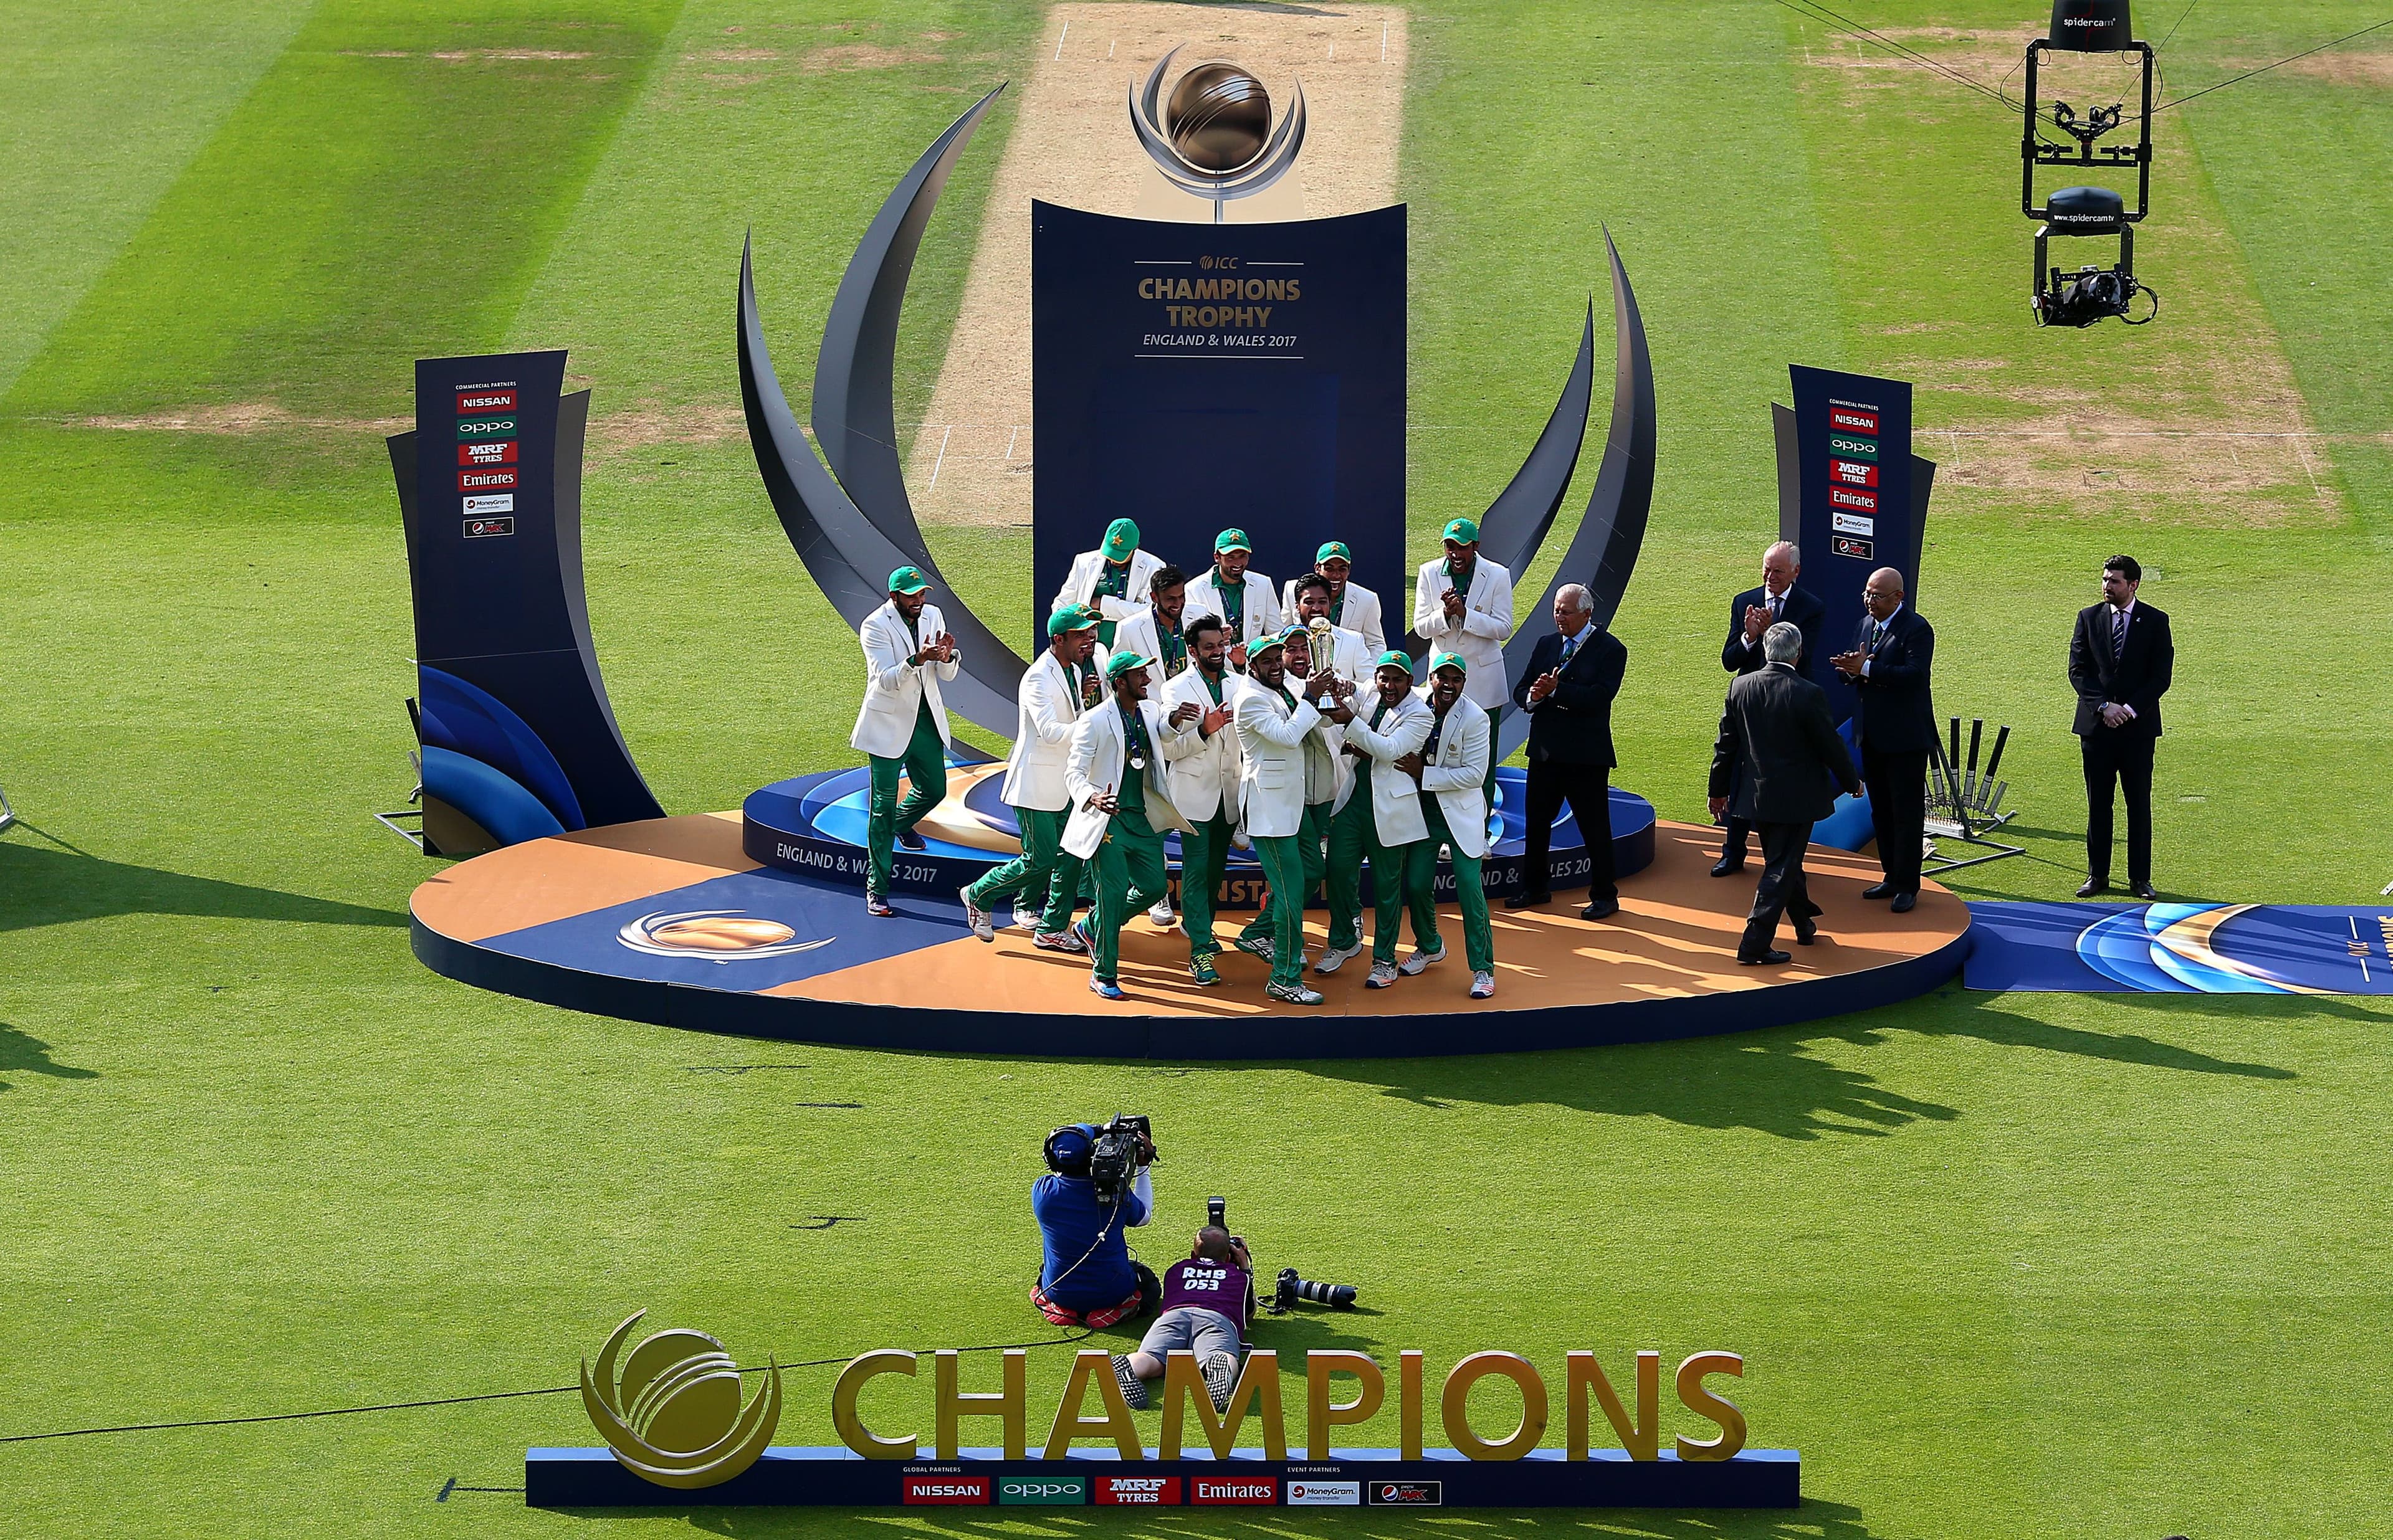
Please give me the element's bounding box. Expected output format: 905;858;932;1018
1558;633;1577;670
2111;608;2128;660
1871;621;1886;652
1768;594;1782;622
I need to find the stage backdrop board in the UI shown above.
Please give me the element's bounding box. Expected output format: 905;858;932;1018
394;349;662;829
1787;365;1927;726
1032;202;1406;647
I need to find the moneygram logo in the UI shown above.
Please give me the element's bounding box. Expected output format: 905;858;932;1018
1191;1478;1277;1505
462;493;514;516
1095;1475;1180;1504
998;1476;1087;1506
902;1475;990;1505
1832;511;1875;536
1287;1480;1362;1506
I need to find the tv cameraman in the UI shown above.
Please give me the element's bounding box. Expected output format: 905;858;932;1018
1030;1119;1158;1327
1111;1225;1254;1413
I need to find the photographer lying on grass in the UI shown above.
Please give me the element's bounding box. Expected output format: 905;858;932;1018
1111;1225;1256;1412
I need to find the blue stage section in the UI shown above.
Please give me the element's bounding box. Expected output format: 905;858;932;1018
742;761;1655;906
1965;900;2393;994
527;1445;1800;1509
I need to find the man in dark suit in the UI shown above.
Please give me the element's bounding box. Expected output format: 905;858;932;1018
1506;583;1628;920
2068;553;2174;899
1711;623;1863;963
1714;539;1827;877
1830;566;1936;913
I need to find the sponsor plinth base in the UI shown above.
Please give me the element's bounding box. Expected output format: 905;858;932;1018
526;1447;1801;1509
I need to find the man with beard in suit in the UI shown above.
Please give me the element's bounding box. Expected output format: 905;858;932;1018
2068;554;2174;899
1711;622;1862;964
1714;539;1826;876
1830;566;1936;913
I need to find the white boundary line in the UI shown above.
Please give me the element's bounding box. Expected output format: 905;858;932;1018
925;424;953;490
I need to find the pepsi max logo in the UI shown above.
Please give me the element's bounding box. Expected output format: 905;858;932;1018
1368;1480;1443;1505
1833;535;1874;561
463;516;515;538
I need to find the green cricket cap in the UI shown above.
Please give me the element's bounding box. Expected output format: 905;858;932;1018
1214;528;1252;555
1104;650;1153;682
888;565;930;595
1248;630;1287;657
1373;649;1416;675
1316;540;1353;565
1440;517;1480;545
1429;650;1468;675
1046;603;1100;637
1102;518;1140;561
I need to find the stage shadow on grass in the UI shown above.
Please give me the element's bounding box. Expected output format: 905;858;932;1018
0;1023;98;1090
0;839;404;935
659;1498;1880;1538
1823;984;2301;1080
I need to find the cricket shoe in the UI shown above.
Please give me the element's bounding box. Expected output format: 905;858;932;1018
1314;939;1363;976
865;893;896;918
1112;1354;1150;1410
1364;960;1399;989
959;885;993;941
1470;970;1496;999
1147;896;1177;929
1233;933;1275;964
1033;928;1088;955
1400;943;1446;976
1089;973;1127;1002
1189;954;1223;987
1264;981;1325;1005
1202;1351;1241;1412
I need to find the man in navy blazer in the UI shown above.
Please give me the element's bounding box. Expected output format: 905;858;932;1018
1714;539;1826;876
1830;566;1936;911
2068;554;2174;898
1507;584;1628;920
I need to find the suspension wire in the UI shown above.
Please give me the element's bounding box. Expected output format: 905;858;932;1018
2146;16;2393;114
1767;0;2017;108
0;1327;1094;1445
2153;0;2200;54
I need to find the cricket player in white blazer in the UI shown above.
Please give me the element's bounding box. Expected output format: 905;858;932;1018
1411;515;1515;816
1182;526;1282;660
1230;630;1345;1005
1279;539;1387;653
850;564;958;914
959;604;1104;948
1162;614;1246;984
1054;516;1167;650
1319;650;1440;987
1407;653;1499;998
1062;651;1202;1000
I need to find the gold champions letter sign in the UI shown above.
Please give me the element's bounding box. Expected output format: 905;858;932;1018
828;1348;1749;1463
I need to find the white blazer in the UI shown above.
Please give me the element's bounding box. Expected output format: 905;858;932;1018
1414;692;1493;859
1232;682;1331;840
849;600;958;761
1162;665;1243;824
998;649;1095;812
1289;621;1371;813
1062;698;1199;860
1106;607;1191;683
1279;579;1385;654
1055;549;1166;628
1183;568;1282;645
1337;692;1435;848
1412;556;1516;710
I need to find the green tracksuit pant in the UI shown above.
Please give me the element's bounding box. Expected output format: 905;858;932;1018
1246;834;1311;990
1091;806;1168;984
1422;800;1495;974
966;805;1082;935
1242;801;1330;953
1178;808;1235;956
866;699;947;898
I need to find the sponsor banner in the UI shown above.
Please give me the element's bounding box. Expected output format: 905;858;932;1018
1832;511;1874;536
1832;535;1873;561
1368;1480;1443;1506
1827;484;1877;513
1828;432;1878;461
457;415;518;440
1094;1475;1181;1505
1190;1476;1278;1506
459;439;519;466
1830;458;1878;487
456;387;517;414
998;1476;1087;1506
1286;1480;1362;1506
902;1475;991;1505
464;516;515;539
461;493;515;516
1828;402;1879;435
457;467;518;492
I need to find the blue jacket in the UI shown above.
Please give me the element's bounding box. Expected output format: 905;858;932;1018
1033;1172;1150;1308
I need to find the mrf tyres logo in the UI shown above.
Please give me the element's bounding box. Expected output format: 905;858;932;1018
1094;1475;1180;1504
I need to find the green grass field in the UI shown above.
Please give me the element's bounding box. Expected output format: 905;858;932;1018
4;2;2391;1536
